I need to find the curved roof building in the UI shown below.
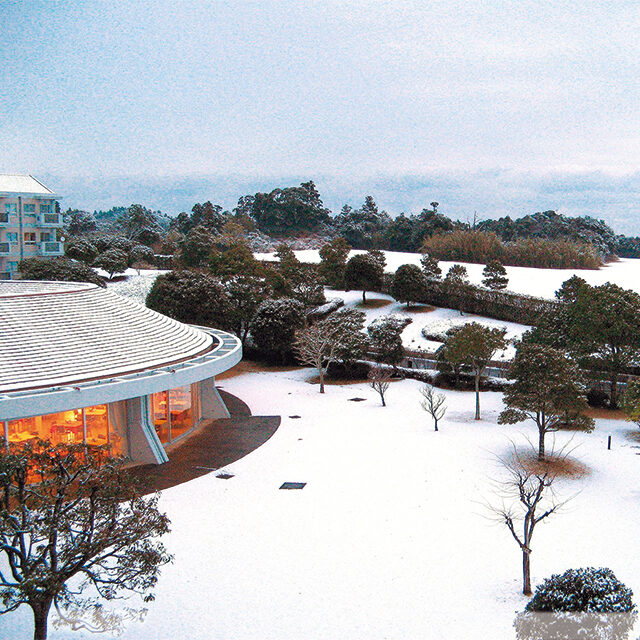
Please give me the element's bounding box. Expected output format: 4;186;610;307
0;281;242;465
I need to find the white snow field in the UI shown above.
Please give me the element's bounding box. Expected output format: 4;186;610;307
255;250;640;300
3;368;639;640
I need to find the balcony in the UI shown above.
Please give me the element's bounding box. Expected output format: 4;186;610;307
0;213;9;226
40;241;64;256
39;213;63;227
0;242;10;255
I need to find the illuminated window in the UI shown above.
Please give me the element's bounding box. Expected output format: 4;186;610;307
24;232;36;245
152;385;195;443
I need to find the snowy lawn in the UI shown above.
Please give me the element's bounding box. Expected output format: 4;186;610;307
256;250;640;300
330;288;528;358
5;368;639;639
102;268;167;304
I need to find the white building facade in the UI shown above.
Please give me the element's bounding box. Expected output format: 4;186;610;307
0;281;242;465
0;174;64;279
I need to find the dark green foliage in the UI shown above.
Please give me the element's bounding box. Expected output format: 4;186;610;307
146;270;231;328
441;322;507;418
241;181;331;234
93;248;129;279
178;226;215;268
420;253;442;279
210;243;262;278
344;252;385;301
64;209;97;236
0;443;172;640
478;210;619;257
128;244;155;267
189;201;228;233
334;197;390;249
274;245;325;306
223;275;273;346
93;235;133;254
18;256;105;287
64;237;98;264
499;343;594;460
250;298;306;362
116;204;164;246
329;308;369;365
391;264;428;306
368;315;410;366
516;567;636;640
318;237;351;288
445;263;469;285
482;260;509;290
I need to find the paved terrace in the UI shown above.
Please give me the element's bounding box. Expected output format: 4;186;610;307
128;390;280;494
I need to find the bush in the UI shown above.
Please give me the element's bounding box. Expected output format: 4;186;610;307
146;270;230;328
423;230;603;269
587;387;610;408
250;298;306;362
516;567;636;640
65;238;98;264
93;248;129;279
18;257;105;287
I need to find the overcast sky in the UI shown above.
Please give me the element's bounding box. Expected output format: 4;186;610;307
2;1;640;229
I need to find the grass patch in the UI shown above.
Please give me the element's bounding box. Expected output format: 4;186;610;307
518;450;591;480
584;407;626;420
355;298;393;309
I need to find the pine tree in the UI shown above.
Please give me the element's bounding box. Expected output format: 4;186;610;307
420;253;442;279
482;260;509;290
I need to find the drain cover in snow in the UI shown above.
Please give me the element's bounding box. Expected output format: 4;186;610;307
216;473;234;479
348;397;367;402
289;415;301;419
280;482;306;490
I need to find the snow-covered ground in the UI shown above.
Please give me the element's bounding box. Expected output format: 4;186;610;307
103;268;167;304
331;288;526;358
5;368;638;639
255;249;640;300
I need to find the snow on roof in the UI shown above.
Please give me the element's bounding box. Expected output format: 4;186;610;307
0;174;56;197
0;281;214;393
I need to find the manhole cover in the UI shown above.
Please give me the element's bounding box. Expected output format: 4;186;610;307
216;473;234;479
289;415;301;419
280;482;306;490
348;397;367;402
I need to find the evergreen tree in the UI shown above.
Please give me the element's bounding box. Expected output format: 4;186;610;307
441;322;507;419
344;253;385;301
482;260;509;290
499;343;594;460
367;315;410;366
318;237;351;289
250;298;306;362
178;226;215;268
391;264;428;307
420;253;442;279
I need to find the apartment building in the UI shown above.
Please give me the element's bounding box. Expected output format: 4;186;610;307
0;174;64;279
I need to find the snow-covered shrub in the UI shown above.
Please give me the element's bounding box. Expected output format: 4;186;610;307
515;567;637;640
250;298;306;363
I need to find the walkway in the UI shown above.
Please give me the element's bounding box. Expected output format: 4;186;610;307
128;390;281;494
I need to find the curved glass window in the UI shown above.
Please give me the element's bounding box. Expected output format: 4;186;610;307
151;385;195;443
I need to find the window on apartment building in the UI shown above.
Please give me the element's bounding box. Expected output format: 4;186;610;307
7;233;17;243
24;232;36;245
23;203;36;213
40;232;52;242
7;262;17;272
39;203;52;213
4;203;17;214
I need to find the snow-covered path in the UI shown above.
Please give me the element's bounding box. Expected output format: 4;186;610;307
5;368;638;639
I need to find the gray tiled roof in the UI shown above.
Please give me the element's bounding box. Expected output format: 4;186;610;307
0;174;56;196
0;281;214;393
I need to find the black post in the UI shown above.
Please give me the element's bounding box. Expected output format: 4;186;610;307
607;435;612;450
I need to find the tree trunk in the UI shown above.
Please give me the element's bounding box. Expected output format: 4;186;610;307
380;392;386;407
31;598;52;640
434;418;438;432
474;373;481;420
538;427;545;461
522;549;532;596
610;371;619;409
362;290;366;302
319;368;325;394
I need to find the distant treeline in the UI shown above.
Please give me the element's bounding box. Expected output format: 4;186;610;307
64;180;640;269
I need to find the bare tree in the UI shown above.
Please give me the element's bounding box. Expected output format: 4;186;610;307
294;312;359;393
420;384;447;431
368;365;392;406
0;442;172;640
487;442;571;596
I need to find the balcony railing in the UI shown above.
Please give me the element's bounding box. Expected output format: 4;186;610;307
39;213;62;226
0;242;10;255
40;241;63;255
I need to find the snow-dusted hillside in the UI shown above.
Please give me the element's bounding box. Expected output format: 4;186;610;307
255;250;640;299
